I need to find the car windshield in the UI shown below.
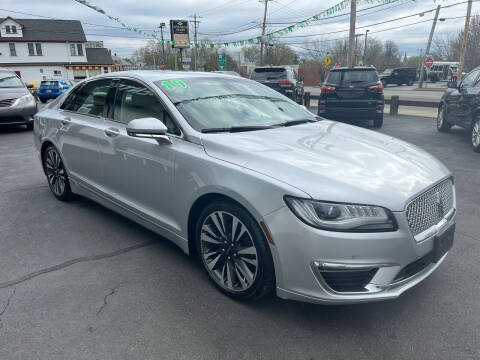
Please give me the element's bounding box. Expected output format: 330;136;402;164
155;77;316;132
250;68;287;80
382;69;394;74
0;73;24;88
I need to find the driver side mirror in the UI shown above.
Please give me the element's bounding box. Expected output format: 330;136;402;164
126;117;171;144
447;81;457;89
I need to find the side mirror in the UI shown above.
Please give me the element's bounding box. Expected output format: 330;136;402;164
126;117;171;143
447;81;457;89
26;83;34;89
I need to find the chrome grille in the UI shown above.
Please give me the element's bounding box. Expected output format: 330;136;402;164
406;179;454;236
0;98;17;107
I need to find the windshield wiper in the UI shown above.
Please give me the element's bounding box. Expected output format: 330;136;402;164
202;125;275;133
276;119;319;127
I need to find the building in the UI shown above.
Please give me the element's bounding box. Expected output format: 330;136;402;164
112;53;135;71
0;17;113;83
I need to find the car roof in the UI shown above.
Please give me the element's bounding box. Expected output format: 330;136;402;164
331;66;376;71
96;70;245;82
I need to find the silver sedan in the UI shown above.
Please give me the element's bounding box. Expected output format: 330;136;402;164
33;71;456;304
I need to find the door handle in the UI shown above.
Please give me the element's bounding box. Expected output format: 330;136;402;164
104;127;120;137
61;117;71;125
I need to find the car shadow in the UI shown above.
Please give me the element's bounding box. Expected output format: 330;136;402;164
0;124;31;135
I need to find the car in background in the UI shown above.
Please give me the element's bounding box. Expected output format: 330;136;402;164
38;79;74;103
0;69;37;130
379;67;416;86
437;66;480;152
250;66;304;104
318;66;384;128
213;71;240;77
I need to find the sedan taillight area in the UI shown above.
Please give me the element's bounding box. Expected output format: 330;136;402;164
367;82;383;93
321;85;336;93
278;80;293;86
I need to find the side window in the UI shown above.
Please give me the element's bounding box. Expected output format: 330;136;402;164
460;70;480;89
60;85;82;110
113;79;180;135
69;79;111;115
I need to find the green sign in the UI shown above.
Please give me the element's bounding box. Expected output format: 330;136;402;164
217;54;226;70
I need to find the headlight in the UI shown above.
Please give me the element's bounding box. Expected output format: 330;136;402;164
284;196;397;232
14;94;35;106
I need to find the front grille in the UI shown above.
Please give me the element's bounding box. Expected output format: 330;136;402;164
0;98;17;107
406;179;454;236
320;269;377;292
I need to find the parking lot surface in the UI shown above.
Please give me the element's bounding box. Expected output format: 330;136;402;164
0;115;479;360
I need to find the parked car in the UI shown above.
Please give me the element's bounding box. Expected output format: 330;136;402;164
437;66;480;152
318;67;384;128
0;69;37;129
250;66;304;104
379;67;416;86
34;71;455;304
38;79;73;103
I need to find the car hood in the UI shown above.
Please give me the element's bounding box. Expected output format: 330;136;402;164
201;121;451;211
0;87;29;100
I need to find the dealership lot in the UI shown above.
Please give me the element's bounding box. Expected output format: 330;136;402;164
0;115;479;360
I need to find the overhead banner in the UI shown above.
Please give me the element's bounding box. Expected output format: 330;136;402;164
73;0;416;48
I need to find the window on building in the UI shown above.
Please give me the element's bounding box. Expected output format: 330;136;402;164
11;25;16;33
35;43;42;56
70;44;76;56
77;44;83;56
9;43;16;56
28;43;35;56
5;25;10;33
54;70;62;76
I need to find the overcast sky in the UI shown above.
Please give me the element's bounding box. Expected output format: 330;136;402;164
1;0;478;58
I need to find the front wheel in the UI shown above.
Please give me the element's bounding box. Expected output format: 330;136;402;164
472;117;480;153
196;201;275;301
43;145;73;201
437;106;451;132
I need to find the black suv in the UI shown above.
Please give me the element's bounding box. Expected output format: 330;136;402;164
318;67;384;128
437;66;480;152
250;66;304;104
379;67;416;87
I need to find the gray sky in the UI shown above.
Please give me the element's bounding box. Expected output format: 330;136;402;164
0;0;477;58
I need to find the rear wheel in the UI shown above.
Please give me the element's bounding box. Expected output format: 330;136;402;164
40;98;47;103
196;201;275;301
407;79;414;86
43;145;73;201
437;105;452;132
472;117;480;153
373;115;383;128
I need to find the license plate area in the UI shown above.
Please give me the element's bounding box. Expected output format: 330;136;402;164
434;223;455;262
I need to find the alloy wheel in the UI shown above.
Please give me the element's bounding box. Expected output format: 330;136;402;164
473;120;480;148
200;211;258;292
437;108;444;128
45;147;67;196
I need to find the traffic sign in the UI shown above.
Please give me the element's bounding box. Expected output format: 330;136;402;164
217;53;226;70
424;57;434;68
323;56;332;68
335;62;341;67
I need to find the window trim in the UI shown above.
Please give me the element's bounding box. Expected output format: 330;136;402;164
8;43;16;56
35;43;43;56
27;43;35;56
5;25;10;33
107;76;183;138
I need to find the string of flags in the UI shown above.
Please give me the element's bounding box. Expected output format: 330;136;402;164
73;0;418;48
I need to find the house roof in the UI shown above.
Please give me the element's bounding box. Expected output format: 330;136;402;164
86;48;113;65
0;18;86;42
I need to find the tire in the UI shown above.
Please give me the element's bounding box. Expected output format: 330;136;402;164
43;145;73;201
195;200;275;301
437;105;452;132
407;79;414;86
40;98;47;103
25;122;33;130
373;115;383;128
472;117;480;153
381;79;387;87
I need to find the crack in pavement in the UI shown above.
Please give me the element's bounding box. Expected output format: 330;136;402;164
96;283;122;316
0;288;16;329
0;241;155;290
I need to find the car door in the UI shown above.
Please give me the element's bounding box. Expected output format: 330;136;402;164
96;78;182;231
456;69;480;128
446;69;480;125
57;78;111;190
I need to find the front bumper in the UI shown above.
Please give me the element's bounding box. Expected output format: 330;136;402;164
318;106;383;120
0;102;37;125
264;205;455;304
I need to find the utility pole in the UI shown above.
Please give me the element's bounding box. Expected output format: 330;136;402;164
457;0;472;84
190;14;202;71
354;33;361;66
347;0;356;68
158;22;166;67
418;5;441;88
259;0;269;66
363;29;370;65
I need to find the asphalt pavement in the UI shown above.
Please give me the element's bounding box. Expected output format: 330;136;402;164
0;115;479;360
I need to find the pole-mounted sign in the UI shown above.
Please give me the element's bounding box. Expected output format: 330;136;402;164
169;20;190;48
424;57;434;68
323;56;332;69
217;54;226;70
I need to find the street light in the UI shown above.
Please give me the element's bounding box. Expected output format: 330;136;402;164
363;29;370;65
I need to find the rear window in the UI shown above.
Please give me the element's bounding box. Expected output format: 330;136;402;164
41;81;59;86
250;68;287;80
326;70;378;86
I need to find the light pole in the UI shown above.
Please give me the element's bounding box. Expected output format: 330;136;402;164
363;29;370;65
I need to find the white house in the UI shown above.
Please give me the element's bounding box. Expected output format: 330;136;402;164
0;17;113;84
